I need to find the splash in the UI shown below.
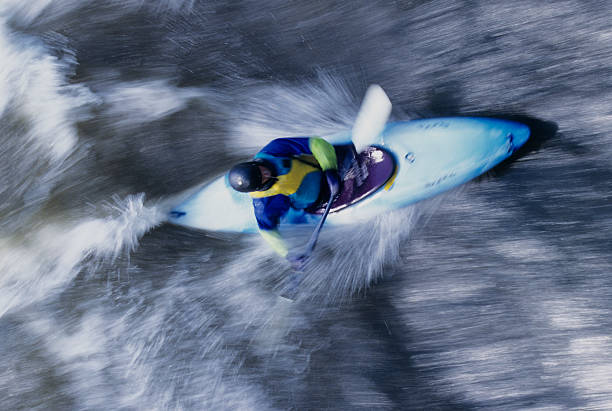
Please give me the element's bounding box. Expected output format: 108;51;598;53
0;194;164;318
0;20;95;161
99;79;215;129
228;73;361;155
0;15;98;226
294;206;417;303
1;0;195;28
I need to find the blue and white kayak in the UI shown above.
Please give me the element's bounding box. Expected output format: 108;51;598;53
168;117;530;233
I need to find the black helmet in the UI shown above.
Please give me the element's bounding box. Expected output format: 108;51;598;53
228;161;265;192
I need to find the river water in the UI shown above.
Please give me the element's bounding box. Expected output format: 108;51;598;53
1;1;611;409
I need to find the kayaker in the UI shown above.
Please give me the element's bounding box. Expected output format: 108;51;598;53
228;137;340;267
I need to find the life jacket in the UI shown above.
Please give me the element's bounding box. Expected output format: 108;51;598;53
249;153;322;210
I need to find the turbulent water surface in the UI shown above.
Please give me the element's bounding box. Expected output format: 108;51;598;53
1;1;611;409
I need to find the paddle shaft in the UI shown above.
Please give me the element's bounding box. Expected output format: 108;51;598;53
303;85;391;255
304;191;334;254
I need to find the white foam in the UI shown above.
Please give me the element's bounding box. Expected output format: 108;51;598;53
0;19;97;161
101;79;207;128
562;336;612;409
0;0;194;27
492;239;559;262
284;206;418;302
0;0;55;24
229;74;359;154
0;194;164;318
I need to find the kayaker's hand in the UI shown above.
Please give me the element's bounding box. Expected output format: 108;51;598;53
324;169;340;197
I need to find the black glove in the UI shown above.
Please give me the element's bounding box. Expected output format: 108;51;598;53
324;169;340;197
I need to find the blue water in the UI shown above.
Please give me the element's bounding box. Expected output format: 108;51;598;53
0;1;611;409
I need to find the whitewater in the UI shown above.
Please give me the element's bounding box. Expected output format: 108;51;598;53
1;1;611;409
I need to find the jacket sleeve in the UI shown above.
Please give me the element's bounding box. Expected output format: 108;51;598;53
258;138;311;157
253;195;291;257
259;229;289;257
308;137;338;171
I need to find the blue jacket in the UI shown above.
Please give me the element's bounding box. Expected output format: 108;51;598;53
248;137;338;256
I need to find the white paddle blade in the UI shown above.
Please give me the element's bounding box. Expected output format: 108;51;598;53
352;84;392;153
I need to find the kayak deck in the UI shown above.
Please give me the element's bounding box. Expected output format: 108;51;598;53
308;145;396;214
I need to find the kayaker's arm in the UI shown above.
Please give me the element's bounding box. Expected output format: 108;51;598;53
309;137;340;196
284;138;340;271
252;137;339;267
259;228;289;257
308;137;338;172
253;195;291;257
258;136;338;174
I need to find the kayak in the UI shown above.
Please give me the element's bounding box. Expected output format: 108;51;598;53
168;117;530;233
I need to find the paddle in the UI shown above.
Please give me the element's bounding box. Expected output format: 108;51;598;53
287;85;392;272
351;84;392;153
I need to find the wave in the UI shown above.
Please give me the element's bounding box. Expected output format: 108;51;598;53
0;194;164;319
